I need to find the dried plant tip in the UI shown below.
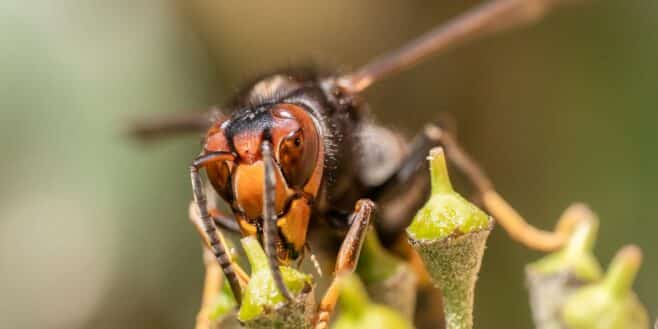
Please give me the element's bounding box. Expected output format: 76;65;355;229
332;273;415;329
357;230;418;319
407;147;493;329
237;237;316;329
525;219;602;329
561;245;649;329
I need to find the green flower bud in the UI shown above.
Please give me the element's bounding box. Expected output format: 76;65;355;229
562;245;649;329
407;148;490;240
526;219;602;329
238;236;315;328
332;273;415;329
528;219;602;281
407;147;493;329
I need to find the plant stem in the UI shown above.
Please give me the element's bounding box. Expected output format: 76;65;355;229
443;278;474;329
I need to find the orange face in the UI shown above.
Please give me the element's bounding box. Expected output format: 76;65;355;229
201;104;323;262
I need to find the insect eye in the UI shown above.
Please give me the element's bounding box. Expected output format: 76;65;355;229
278;129;318;188
206;160;233;202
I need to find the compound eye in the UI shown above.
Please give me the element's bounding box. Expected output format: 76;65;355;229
207;160;233;202
278;128;318;188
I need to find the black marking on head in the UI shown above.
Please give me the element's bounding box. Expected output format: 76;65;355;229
225;107;273;138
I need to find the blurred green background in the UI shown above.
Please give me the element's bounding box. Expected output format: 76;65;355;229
1;1;656;328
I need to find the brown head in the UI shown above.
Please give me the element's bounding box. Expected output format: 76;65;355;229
200;102;324;262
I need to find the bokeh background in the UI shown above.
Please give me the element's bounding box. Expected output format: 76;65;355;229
1;1;656;328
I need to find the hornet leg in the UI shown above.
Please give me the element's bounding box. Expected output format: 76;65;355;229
261;140;292;300
188;202;250;284
190;154;244;305
314;199;375;329
188;203;249;329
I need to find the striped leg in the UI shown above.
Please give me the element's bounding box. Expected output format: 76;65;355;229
188;203;249;329
188;201;250;285
190;164;243;305
261;141;292;301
